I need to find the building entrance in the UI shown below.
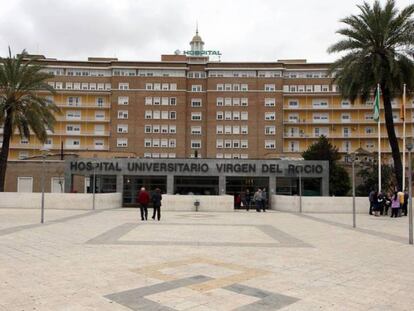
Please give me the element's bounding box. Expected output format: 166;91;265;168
123;176;167;207
225;177;269;209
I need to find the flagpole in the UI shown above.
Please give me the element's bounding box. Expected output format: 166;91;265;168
403;84;407;191
378;84;381;193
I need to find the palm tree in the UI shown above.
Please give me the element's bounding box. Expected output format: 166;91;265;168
0;49;59;191
328;0;414;191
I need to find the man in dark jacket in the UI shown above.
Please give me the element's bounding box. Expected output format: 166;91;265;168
151;188;162;221
137;187;150;221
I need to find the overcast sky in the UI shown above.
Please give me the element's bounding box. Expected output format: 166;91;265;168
0;0;412;63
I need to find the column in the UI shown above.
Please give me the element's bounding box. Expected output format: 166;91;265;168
116;174;123;193
269;177;276;209
64;173;72;193
167;175;174;194
219;176;226;195
321;177;329;196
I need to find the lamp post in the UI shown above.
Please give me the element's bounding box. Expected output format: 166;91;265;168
406;141;413;245
92;161;96;210
350;152;356;228
298;169;302;213
40;146;50;223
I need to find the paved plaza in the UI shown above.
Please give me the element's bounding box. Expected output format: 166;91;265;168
0;208;414;310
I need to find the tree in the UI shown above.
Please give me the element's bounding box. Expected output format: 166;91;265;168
356;163;396;196
302;136;351;196
0;49;59;191
328;0;414;191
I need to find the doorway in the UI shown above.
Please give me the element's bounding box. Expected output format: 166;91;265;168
225;177;269;209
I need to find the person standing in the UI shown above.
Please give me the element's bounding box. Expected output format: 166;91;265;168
398;189;405;217
245;189;251;211
403;190;408;216
254;188;262;212
261;188;267;212
137;187;150;221
368;189;375;215
391;192;400;218
240;190;247;210
376;192;384;217
151;188;162;221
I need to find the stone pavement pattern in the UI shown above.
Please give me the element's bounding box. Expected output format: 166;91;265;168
0;208;413;310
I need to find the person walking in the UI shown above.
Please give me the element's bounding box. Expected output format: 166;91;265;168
254;188;262;212
403;190;408;216
391;192;400;218
261;188;267;212
137;187;150;221
368;189;375;215
151;188;162;221
245;189;251;211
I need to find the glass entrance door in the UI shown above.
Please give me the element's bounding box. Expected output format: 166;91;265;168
225;177;269;209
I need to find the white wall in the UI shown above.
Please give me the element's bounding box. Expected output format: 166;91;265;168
271;195;369;213
0;192;122;210
161;195;234;212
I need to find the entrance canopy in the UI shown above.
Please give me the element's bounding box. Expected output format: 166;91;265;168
65;158;329;196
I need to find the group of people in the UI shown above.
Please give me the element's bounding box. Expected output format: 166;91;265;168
235;188;268;212
136;187;163;221
368;189;408;217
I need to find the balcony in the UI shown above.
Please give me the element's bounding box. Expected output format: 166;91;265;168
56;117;110;123
56;103;111;109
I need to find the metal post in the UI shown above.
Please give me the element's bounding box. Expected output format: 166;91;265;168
41;153;45;223
92;165;96;210
352;158;356;228
409;149;413;244
299;171;302;213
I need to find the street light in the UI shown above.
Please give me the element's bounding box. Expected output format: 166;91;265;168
40;146;50;223
298;169;302;213
92;160;96;210
406;140;413;245
349;152;357;228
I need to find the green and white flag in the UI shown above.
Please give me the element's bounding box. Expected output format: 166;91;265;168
373;86;380;122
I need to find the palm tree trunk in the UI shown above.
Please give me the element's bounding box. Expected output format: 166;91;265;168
382;87;403;190
0;111;12;192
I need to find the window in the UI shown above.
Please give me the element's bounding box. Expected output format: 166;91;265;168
216;139;224;148
170;83;177;90
66;124;81;133
305;85;313;92
313;113;329;123
161;139;168;148
74;83;81;90
169;97;176;106
224;126;232;134
17;177;33;192
216;153;224;158
225;84;232;91
265;140;276;149
191;126;202;135
145;97;152;105
67;97;81;106
241;84;248;91
241;112;248;120
343;141;351;152
145;83;153;90
116;138;127;147
365;127;374;135
341;113;351;123
216;125;224;134
145;111;152;119
154;83;161;90
216;98;224;106
224;140;232;148
288;100;299;108
169;111;176;119
241;140;248;148
97;83;104;90
162;83;169;90
288;114;299;123
94;139;104;149
144;139;152;147
265;98;276;107
119;83;129;90
191;99;202;107
312;99;329;108
191;85;202;92
65;138;80;148
117;124;128;133
233;84;240;91
169;139;176;148
153;139;160;147
95;111;105;120
82;83;88;90
264;84;275;91
265;126;276;135
117;110;128;119
161;111;169;119
233;140;240;148
314;127;329;137
343;127;350;137
169;125;176;134
365;113;373;120
241;98;248;106
153;110;160;119
265;112;276;120
55;82;63;90
225;111;232;120
191;140;201;149
233;126;240;134
241;125;248;134
20;137;29;144
191;112;202;120
66;110;81;120
96;97;105;107
233;111;240;120
341;100;350;108
233;98;240;106
224;98;232;106
289;141;299;152
216;84;224;91
153;97;161;105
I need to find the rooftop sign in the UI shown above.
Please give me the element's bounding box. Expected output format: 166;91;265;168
183;50;221;56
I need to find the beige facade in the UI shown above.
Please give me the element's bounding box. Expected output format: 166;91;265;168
1;32;413;163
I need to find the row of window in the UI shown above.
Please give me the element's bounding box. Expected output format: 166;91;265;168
144;97;177;106
216;111;249;121
48;82;111;91
216;97;249;106
216;125;249;135
144;111;177;120
144;125;176;134
216;84;249;91
283;84;338;93
143;153;177;158
216;153;249;159
66;111;106;120
114;69;185;77
144;139;177;148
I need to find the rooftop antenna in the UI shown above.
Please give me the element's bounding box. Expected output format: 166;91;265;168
196;21;198;35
